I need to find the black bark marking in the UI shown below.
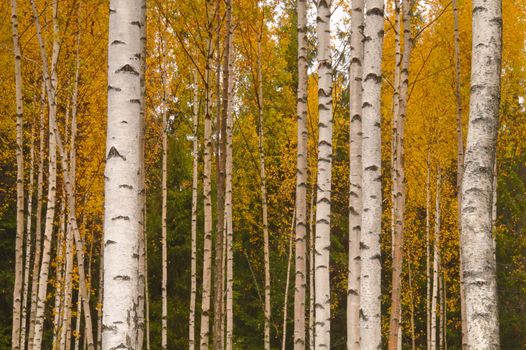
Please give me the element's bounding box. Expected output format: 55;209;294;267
105;239;117;246
112;215;130;221
115;64;139;76
108;85;122;92
111;40;125;45
107;146;126;161
113;275;131;281
119;184;133;189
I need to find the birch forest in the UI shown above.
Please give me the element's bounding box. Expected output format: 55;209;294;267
2;0;526;348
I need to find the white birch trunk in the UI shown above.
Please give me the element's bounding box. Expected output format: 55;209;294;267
21;124;35;350
347;0;364;347
28;83;46;350
426;157;431;350
189;71;199;350
314;0;333;347
224;4;235;347
282;213;295;350
431;173;441;350
256;23;272;350
199;3;214;344
102;0;146;347
10;0;25;346
158;28;169;350
389;1;412;347
452;0;467;346
294;0;308;348
460;0;502;346
360;0;385;347
308;190;315;350
31;0;60;345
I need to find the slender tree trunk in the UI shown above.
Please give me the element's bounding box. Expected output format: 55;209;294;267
443;272;448;350
30;0;97;346
282;213;295;350
10;0;25;346
144;196;151;350
452;0;467;347
61;24;80;345
408;261;416;350
460;0;502;347
256;13;272;349
97;240;104;350
158;27;169;350
426;157;431;350
189;71;199;350
31;0;60;345
439;270;443;350
431;173;441;350
360;0;385;347
200;1;214;345
213;0;226;346
389;1;412;347
347;0;364;347
101;0;146;347
313;0;333;348
74;295;82;350
28;83;46;350
293;0;308;348
136;5;147;347
223;3;235;347
308;189;315;350
53;194;67;348
21;124;35;350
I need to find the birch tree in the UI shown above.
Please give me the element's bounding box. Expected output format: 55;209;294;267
223;1;235;347
189;71;199;350
200;1;215;346
10;0;25;346
314;0;333;347
31;0;60;346
102;0;146;347
460;0;502;346
388;0;412;347
294;0;308;348
27;83;46;350
452;0;467;346
431;173;441;350
255;4;271;347
347;0;364;346
360;0;385;347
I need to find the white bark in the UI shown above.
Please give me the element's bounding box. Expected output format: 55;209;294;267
294;0;308;348
452;0;467;346
256;16;271;349
102;0;146;348
360;0;385;347
431;173;441;350
31;0;60;346
308;187;315;350
21;123;35;350
199;2;214;344
189;71;199;350
159;28;169;350
10;0;25;346
314;0;333;348
28;83;46;350
426;157;431;350
389;1;412;347
347;0;364;347
224;5;235;347
461;0;502;346
282;213;295;350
